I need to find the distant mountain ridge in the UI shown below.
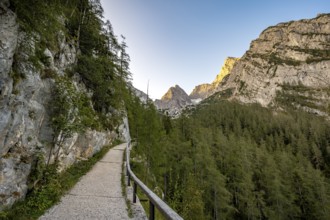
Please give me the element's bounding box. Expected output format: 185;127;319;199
154;57;239;116
155;14;330;118
154;85;192;116
190;57;239;100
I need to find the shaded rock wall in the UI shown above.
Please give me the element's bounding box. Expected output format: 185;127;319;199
0;4;117;209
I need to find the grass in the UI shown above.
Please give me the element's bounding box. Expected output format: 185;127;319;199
121;148;133;218
136;189;166;220
0;140;122;220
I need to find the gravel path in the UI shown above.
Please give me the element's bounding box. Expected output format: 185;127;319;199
40;143;130;220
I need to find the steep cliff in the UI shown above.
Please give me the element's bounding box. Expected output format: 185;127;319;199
128;84;149;104
189;83;213;100
0;0;128;209
216;14;330;117
190;57;239;100
155;85;192;116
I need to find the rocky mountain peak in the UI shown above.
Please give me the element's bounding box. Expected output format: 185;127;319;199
189;83;212;100
155;85;192;117
189;57;239;100
161;84;188;101
155;57;240;115
212;57;240;87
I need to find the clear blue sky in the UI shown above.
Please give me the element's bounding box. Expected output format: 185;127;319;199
100;0;329;99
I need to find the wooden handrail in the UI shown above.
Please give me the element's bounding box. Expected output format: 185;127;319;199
126;142;183;220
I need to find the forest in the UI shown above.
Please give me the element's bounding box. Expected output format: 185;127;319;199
10;0;132;130
4;1;330;219
128;97;330;220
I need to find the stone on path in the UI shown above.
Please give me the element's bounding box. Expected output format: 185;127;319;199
40;143;130;220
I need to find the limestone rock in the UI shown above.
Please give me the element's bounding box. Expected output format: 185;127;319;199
118;117;130;143
154;57;239;116
0;0;18;152
216;14;330;117
155;85;192;117
128;83;149;104
0;4;115;210
189;57;239;100
189;83;213;100
213;57;240;88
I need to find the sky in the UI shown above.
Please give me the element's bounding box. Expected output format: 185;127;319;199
100;0;330;100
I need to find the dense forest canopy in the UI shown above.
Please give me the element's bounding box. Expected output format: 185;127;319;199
5;1;330;219
128;97;330;220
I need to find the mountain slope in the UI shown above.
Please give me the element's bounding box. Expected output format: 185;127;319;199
128;83;149;104
155;85;192;111
215;14;330;117
190;57;239;100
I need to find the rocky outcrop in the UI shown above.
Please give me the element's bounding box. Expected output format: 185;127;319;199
190;57;239;100
0;4;117;209
155;58;239;116
155;85;192;116
129;84;149;104
213;57;240;87
189;83;213;100
216;14;330;117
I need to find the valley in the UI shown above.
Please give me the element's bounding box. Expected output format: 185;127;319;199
0;1;329;219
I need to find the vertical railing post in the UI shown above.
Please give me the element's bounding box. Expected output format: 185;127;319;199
149;201;155;220
133;182;137;203
127;173;131;186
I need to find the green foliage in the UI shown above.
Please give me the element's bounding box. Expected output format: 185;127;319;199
9;0;63;49
269;53;301;66
289;46;330;63
50;75;102;163
9;69;24;88
251;53;301;66
276;84;330;114
0;143;117;219
63;0;132;129
51;76;94;139
129;97;330;219
76;55;119;110
239;80;246;92
4;0;134;218
121;149;133;218
10;0;132;132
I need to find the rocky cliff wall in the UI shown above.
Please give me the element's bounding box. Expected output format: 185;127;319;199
0;3;118;209
217;14;330;117
190;57;239;100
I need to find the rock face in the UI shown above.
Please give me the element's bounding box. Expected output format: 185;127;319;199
189;83;213;100
213;57;240;88
155;85;192;116
0;4;117;209
129;84;149;104
190;57;239;100
154;58;239;116
216;14;330;117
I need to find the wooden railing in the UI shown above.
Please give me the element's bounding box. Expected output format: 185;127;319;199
126;142;183;220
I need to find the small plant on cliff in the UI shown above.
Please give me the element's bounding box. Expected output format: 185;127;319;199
49;76;100;164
